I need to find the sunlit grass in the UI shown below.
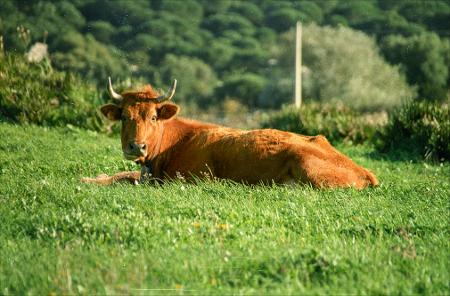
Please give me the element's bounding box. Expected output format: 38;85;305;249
0;123;448;295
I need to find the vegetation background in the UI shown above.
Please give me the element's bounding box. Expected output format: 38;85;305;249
1;0;449;158
1;0;449;107
0;0;449;294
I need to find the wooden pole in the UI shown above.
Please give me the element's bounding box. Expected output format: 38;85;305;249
295;21;302;108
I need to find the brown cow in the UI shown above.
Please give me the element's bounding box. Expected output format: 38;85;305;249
82;78;378;189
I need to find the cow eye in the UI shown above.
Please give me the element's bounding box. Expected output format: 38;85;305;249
151;115;157;122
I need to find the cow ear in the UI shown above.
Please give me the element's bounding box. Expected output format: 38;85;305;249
100;104;122;121
157;103;179;121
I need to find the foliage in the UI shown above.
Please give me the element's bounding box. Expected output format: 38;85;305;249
87;20;115;43
258;72;293;109
377;100;450;161
158;54;218;105
260;103;385;144
332;1;381;26
158;0;204;25
273;24;416;111
51;33;130;81
266;7;302;32
381;32;450;101
217;73;267;108
204;13;255;37
228;2;263;25
355;10;425;38
0;123;448;294
202;39;235;72
0;53;103;130
1;0;448;109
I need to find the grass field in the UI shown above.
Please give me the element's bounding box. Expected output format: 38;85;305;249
0;122;448;295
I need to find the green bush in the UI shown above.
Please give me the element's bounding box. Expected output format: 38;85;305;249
88;20;115;43
52;33;129;81
217;73;267;108
204;13;255;37
381;33;450;101
229;2;264;25
377;101;450;161
0;0;448;109
158;54;218;106
260;103;384;144
0;53;104;130
273;24;416;111
266;7;301;32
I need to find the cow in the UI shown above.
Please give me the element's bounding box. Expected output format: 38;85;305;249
81;78;378;189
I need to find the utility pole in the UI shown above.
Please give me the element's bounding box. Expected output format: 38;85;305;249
295;21;302;108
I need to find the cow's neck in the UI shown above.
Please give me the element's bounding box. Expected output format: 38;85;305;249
160;117;217;151
149;117;217;177
148;123;165;160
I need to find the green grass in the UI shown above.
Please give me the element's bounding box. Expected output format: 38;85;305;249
0;122;448;295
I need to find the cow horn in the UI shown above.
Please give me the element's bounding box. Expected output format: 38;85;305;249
107;77;123;101
156;79;177;103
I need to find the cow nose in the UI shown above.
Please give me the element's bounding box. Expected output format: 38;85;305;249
129;142;147;155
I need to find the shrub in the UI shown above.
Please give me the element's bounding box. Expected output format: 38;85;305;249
229;2;264;25
158;54;218;106
376;101;450;161
260;103;385;144
157;0;204;25
202;40;235;71
0;53;104;130
88;20;115;44
217;73;267;108
203;13;255;37
273;24;416;111
266;7;301;32
52;34;129;81
381;32;450;101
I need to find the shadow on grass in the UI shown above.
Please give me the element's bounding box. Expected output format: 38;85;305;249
365;145;429;163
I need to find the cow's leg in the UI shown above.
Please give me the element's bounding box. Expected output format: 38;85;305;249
306;162;360;188
289;153;377;189
296;159;378;189
81;171;141;185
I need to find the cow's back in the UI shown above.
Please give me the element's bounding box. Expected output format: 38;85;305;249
208;129;298;183
161;127;378;188
209;128;378;188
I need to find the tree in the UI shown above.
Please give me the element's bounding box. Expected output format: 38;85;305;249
203;13;255;37
355;11;425;38
158;54;217;105
202;40;235;72
266;7;301;32
382;32;450;100
157;0;203;26
332;1;380;26
296;1;324;24
52;33;129;81
0;0;446;106
198;0;232;16
54;1;86;30
228;2;263;25
217;73;267;108
81;0;152;27
274;24;416;111
88;20;115;43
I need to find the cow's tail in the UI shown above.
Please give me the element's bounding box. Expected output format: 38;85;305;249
81;171;141;185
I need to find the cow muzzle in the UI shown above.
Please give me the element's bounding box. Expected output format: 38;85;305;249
124;142;147;160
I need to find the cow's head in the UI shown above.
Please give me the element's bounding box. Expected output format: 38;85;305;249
100;77;179;163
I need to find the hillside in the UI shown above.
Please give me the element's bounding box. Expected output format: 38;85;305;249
1;0;449;107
